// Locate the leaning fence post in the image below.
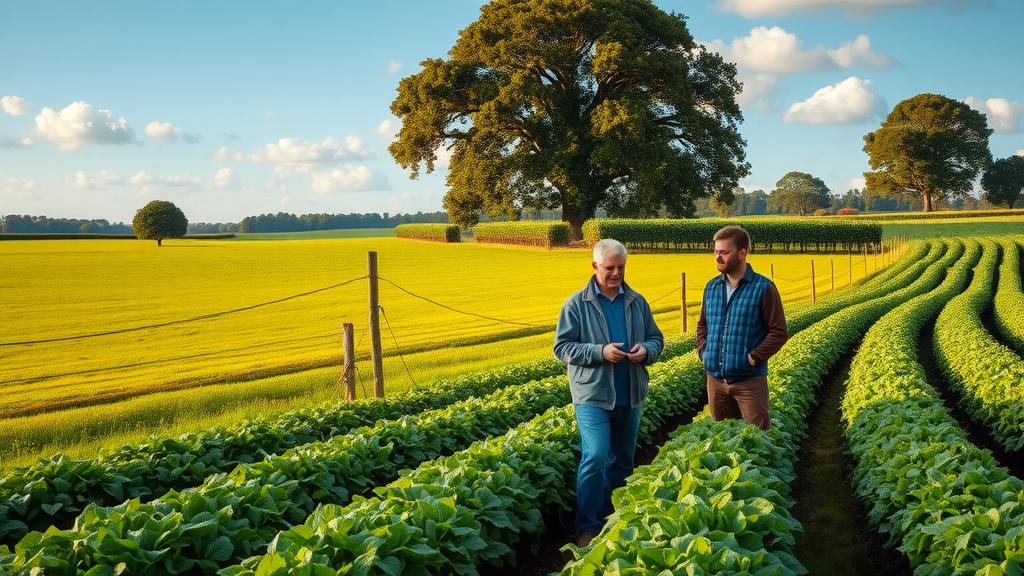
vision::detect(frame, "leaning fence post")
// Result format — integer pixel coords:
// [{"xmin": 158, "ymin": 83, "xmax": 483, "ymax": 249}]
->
[{"xmin": 341, "ymin": 323, "xmax": 356, "ymax": 401}]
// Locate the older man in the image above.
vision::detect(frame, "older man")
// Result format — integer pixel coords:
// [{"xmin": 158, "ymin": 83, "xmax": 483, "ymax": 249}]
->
[
  {"xmin": 697, "ymin": 225, "xmax": 788, "ymax": 431},
  {"xmin": 554, "ymin": 238, "xmax": 664, "ymax": 547}
]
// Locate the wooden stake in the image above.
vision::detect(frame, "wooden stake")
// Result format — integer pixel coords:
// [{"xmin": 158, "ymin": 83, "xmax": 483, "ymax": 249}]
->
[
  {"xmin": 811, "ymin": 259, "xmax": 816, "ymax": 303},
  {"xmin": 368, "ymin": 251, "xmax": 385, "ymax": 398},
  {"xmin": 681, "ymin": 272, "xmax": 687, "ymax": 334},
  {"xmin": 341, "ymin": 322, "xmax": 355, "ymax": 401}
]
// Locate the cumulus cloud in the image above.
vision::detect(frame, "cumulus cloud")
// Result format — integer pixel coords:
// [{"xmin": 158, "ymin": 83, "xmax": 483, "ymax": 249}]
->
[
  {"xmin": 126, "ymin": 170, "xmax": 201, "ymax": 189},
  {"xmin": 34, "ymin": 101, "xmax": 136, "ymax": 150},
  {"xmin": 377, "ymin": 119, "xmax": 398, "ymax": 140},
  {"xmin": 0, "ymin": 133, "xmax": 34, "ymax": 149},
  {"xmin": 218, "ymin": 136, "xmax": 372, "ymax": 173},
  {"xmin": 72, "ymin": 171, "xmax": 125, "ymax": 189},
  {"xmin": 310, "ymin": 166, "xmax": 390, "ymax": 193},
  {"xmin": 433, "ymin": 144, "xmax": 454, "ymax": 169},
  {"xmin": 388, "ymin": 59, "xmax": 402, "ymax": 73},
  {"xmin": 716, "ymin": 0, "xmax": 988, "ymax": 17},
  {"xmin": 214, "ymin": 167, "xmax": 237, "ymax": 189},
  {"xmin": 737, "ymin": 74, "xmax": 783, "ymax": 113},
  {"xmin": 784, "ymin": 77, "xmax": 887, "ymax": 124},
  {"xmin": 1, "ymin": 95, "xmax": 31, "ymax": 116},
  {"xmin": 3, "ymin": 177, "xmax": 38, "ymax": 199},
  {"xmin": 129, "ymin": 171, "xmax": 153, "ymax": 186},
  {"xmin": 144, "ymin": 121, "xmax": 202, "ymax": 143},
  {"xmin": 964, "ymin": 97, "xmax": 1024, "ymax": 134},
  {"xmin": 705, "ymin": 28, "xmax": 894, "ymax": 74}
]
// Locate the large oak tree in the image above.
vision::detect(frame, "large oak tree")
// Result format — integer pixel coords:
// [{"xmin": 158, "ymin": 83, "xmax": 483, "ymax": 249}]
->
[
  {"xmin": 768, "ymin": 171, "xmax": 830, "ymax": 216},
  {"xmin": 863, "ymin": 93, "xmax": 992, "ymax": 213},
  {"xmin": 133, "ymin": 200, "xmax": 187, "ymax": 246},
  {"xmin": 388, "ymin": 0, "xmax": 749, "ymax": 239}
]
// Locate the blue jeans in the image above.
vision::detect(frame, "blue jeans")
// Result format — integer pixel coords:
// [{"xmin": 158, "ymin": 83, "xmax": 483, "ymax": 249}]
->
[{"xmin": 573, "ymin": 403, "xmax": 642, "ymax": 534}]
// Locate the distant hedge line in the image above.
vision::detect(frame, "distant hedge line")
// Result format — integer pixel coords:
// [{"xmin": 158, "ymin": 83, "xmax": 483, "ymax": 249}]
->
[
  {"xmin": 582, "ymin": 218, "xmax": 882, "ymax": 252},
  {"xmin": 394, "ymin": 223, "xmax": 461, "ymax": 243},
  {"xmin": 838, "ymin": 208, "xmax": 1024, "ymax": 221},
  {"xmin": 0, "ymin": 233, "xmax": 236, "ymax": 241},
  {"xmin": 472, "ymin": 221, "xmax": 571, "ymax": 248}
]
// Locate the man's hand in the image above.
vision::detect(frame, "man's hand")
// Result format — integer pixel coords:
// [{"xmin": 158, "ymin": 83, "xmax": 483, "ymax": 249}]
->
[
  {"xmin": 603, "ymin": 343, "xmax": 627, "ymax": 362},
  {"xmin": 748, "ymin": 353, "xmax": 757, "ymax": 366},
  {"xmin": 627, "ymin": 344, "xmax": 647, "ymax": 363}
]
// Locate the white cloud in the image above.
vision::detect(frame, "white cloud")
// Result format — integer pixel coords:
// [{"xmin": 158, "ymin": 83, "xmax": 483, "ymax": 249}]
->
[
  {"xmin": 3, "ymin": 177, "xmax": 38, "ymax": 199},
  {"xmin": 129, "ymin": 171, "xmax": 153, "ymax": 185},
  {"xmin": 220, "ymin": 136, "xmax": 373, "ymax": 173},
  {"xmin": 377, "ymin": 119, "xmax": 398, "ymax": 140},
  {"xmin": 964, "ymin": 97, "xmax": 1024, "ymax": 134},
  {"xmin": 433, "ymin": 144, "xmax": 454, "ymax": 169},
  {"xmin": 145, "ymin": 121, "xmax": 180, "ymax": 141},
  {"xmin": 716, "ymin": 0, "xmax": 988, "ymax": 17},
  {"xmin": 162, "ymin": 175, "xmax": 202, "ymax": 188},
  {"xmin": 737, "ymin": 74, "xmax": 782, "ymax": 113},
  {"xmin": 706, "ymin": 28, "xmax": 894, "ymax": 74},
  {"xmin": 784, "ymin": 77, "xmax": 887, "ymax": 124},
  {"xmin": 72, "ymin": 171, "xmax": 125, "ymax": 189},
  {"xmin": 310, "ymin": 166, "xmax": 390, "ymax": 193},
  {"xmin": 34, "ymin": 101, "xmax": 136, "ymax": 150},
  {"xmin": 388, "ymin": 59, "xmax": 402, "ymax": 73},
  {"xmin": 0, "ymin": 133, "xmax": 33, "ymax": 149},
  {"xmin": 1, "ymin": 95, "xmax": 31, "ymax": 116},
  {"xmin": 214, "ymin": 167, "xmax": 237, "ymax": 189}
]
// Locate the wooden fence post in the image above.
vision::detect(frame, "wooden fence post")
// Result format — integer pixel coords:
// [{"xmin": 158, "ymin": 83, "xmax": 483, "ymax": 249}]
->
[
  {"xmin": 368, "ymin": 251, "xmax": 385, "ymax": 398},
  {"xmin": 681, "ymin": 272, "xmax": 687, "ymax": 333},
  {"xmin": 811, "ymin": 259, "xmax": 816, "ymax": 303},
  {"xmin": 341, "ymin": 322, "xmax": 355, "ymax": 401}
]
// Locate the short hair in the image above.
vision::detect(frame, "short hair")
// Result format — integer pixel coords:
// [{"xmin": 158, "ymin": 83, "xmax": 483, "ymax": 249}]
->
[
  {"xmin": 713, "ymin": 225, "xmax": 750, "ymax": 252},
  {"xmin": 593, "ymin": 238, "xmax": 627, "ymax": 263}
]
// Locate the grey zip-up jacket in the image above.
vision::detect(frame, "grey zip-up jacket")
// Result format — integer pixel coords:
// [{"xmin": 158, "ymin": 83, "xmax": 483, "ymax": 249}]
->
[{"xmin": 553, "ymin": 278, "xmax": 664, "ymax": 409}]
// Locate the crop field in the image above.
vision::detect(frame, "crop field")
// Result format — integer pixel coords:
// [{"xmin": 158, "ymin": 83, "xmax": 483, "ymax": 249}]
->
[
  {"xmin": 1, "ymin": 231, "xmax": 1023, "ymax": 575},
  {"xmin": 0, "ymin": 235, "xmax": 889, "ymax": 468}
]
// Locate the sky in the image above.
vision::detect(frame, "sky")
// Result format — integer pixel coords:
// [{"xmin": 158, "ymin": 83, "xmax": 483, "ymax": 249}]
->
[{"xmin": 1, "ymin": 0, "xmax": 1022, "ymax": 225}]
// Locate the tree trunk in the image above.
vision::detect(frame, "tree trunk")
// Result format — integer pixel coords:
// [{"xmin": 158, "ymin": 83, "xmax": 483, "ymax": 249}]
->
[
  {"xmin": 561, "ymin": 204, "xmax": 587, "ymax": 242},
  {"xmin": 922, "ymin": 192, "xmax": 933, "ymax": 212},
  {"xmin": 157, "ymin": 238, "xmax": 163, "ymax": 246}
]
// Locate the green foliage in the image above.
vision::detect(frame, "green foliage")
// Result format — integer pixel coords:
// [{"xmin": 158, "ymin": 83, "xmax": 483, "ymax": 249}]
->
[
  {"xmin": 131, "ymin": 200, "xmax": 188, "ymax": 246},
  {"xmin": 560, "ymin": 237, "xmax": 959, "ymax": 576},
  {"xmin": 863, "ymin": 93, "xmax": 993, "ymax": 212},
  {"xmin": 471, "ymin": 221, "xmax": 570, "ymax": 248},
  {"xmin": 993, "ymin": 237, "xmax": 1024, "ymax": 355},
  {"xmin": 982, "ymin": 155, "xmax": 1024, "ymax": 209},
  {"xmin": 388, "ymin": 0, "xmax": 749, "ymax": 238},
  {"xmin": 0, "ymin": 357, "xmax": 569, "ymax": 540},
  {"xmin": 933, "ymin": 238, "xmax": 1024, "ymax": 451},
  {"xmin": 842, "ymin": 238, "xmax": 1024, "ymax": 574},
  {"xmin": 769, "ymin": 171, "xmax": 831, "ymax": 216},
  {"xmin": 581, "ymin": 217, "xmax": 882, "ymax": 252},
  {"xmin": 395, "ymin": 223, "xmax": 461, "ymax": 243}
]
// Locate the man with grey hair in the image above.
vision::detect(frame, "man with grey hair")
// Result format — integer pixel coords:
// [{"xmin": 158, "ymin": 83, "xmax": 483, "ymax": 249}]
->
[{"xmin": 554, "ymin": 238, "xmax": 664, "ymax": 547}]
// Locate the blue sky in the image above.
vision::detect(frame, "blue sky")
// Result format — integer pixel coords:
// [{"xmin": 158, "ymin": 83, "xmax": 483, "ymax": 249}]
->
[{"xmin": 1, "ymin": 0, "xmax": 1021, "ymax": 224}]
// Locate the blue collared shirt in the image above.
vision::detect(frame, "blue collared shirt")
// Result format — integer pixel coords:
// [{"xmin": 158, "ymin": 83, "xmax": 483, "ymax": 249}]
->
[{"xmin": 593, "ymin": 278, "xmax": 630, "ymax": 407}]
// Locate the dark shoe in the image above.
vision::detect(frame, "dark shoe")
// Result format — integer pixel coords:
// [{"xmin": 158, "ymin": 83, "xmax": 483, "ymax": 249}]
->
[{"xmin": 575, "ymin": 531, "xmax": 597, "ymax": 547}]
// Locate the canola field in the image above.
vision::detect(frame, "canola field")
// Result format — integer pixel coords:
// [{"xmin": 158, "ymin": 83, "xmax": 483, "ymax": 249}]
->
[{"xmin": 0, "ymin": 234, "xmax": 887, "ymax": 467}]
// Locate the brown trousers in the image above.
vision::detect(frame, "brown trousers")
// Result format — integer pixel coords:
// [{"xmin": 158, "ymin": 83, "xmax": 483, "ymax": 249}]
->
[{"xmin": 706, "ymin": 374, "xmax": 771, "ymax": 431}]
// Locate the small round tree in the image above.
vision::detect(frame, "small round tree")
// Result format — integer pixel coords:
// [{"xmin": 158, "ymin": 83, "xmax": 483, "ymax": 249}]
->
[{"xmin": 133, "ymin": 200, "xmax": 188, "ymax": 246}]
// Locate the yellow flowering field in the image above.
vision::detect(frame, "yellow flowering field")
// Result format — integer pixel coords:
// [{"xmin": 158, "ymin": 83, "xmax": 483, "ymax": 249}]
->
[{"xmin": 0, "ymin": 235, "xmax": 888, "ymax": 466}]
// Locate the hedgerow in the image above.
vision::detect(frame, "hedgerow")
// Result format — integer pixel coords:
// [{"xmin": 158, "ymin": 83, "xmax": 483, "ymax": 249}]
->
[
  {"xmin": 471, "ymin": 221, "xmax": 571, "ymax": 248},
  {"xmin": 395, "ymin": 223, "xmax": 461, "ymax": 242}
]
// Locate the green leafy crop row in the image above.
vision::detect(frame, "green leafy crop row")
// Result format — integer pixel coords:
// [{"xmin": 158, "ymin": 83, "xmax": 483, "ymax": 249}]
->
[
  {"xmin": 993, "ymin": 236, "xmax": 1024, "ymax": 356},
  {"xmin": 933, "ymin": 238, "xmax": 1024, "ymax": 452},
  {"xmin": 842, "ymin": 239, "xmax": 1024, "ymax": 574},
  {"xmin": 0, "ymin": 356, "xmax": 571, "ymax": 542},
  {"xmin": 558, "ymin": 238, "xmax": 960, "ymax": 575},
  {"xmin": 581, "ymin": 218, "xmax": 882, "ymax": 253},
  {"xmin": 471, "ymin": 221, "xmax": 571, "ymax": 248},
  {"xmin": 394, "ymin": 223, "xmax": 461, "ymax": 242}
]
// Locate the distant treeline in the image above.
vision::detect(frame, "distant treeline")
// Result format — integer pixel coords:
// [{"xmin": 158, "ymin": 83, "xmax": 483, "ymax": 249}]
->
[
  {"xmin": 237, "ymin": 211, "xmax": 449, "ymax": 233},
  {"xmin": 0, "ymin": 215, "xmax": 134, "ymax": 234}
]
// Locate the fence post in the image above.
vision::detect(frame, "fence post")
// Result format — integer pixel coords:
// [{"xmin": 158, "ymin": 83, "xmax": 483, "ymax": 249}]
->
[
  {"xmin": 771, "ymin": 263, "xmax": 775, "ymax": 283},
  {"xmin": 368, "ymin": 251, "xmax": 385, "ymax": 398},
  {"xmin": 810, "ymin": 259, "xmax": 816, "ymax": 303},
  {"xmin": 831, "ymin": 258, "xmax": 834, "ymax": 293},
  {"xmin": 849, "ymin": 250, "xmax": 853, "ymax": 286},
  {"xmin": 681, "ymin": 272, "xmax": 687, "ymax": 333},
  {"xmin": 863, "ymin": 245, "xmax": 868, "ymax": 278},
  {"xmin": 341, "ymin": 322, "xmax": 356, "ymax": 401}
]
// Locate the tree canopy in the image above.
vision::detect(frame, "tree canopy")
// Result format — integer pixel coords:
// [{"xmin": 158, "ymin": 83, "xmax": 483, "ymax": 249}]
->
[
  {"xmin": 388, "ymin": 0, "xmax": 749, "ymax": 239},
  {"xmin": 981, "ymin": 155, "xmax": 1024, "ymax": 208},
  {"xmin": 132, "ymin": 200, "xmax": 188, "ymax": 246},
  {"xmin": 768, "ymin": 171, "xmax": 830, "ymax": 216},
  {"xmin": 863, "ymin": 93, "xmax": 992, "ymax": 212}
]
